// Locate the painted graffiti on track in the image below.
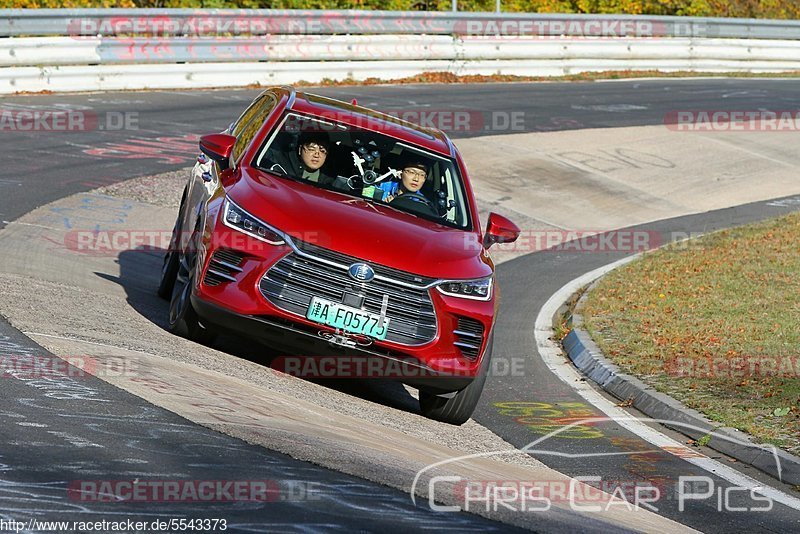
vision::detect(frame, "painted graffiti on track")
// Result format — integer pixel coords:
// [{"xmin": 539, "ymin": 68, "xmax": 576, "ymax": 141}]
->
[
  {"xmin": 494, "ymin": 401, "xmax": 605, "ymax": 439},
  {"xmin": 83, "ymin": 134, "xmax": 200, "ymax": 165}
]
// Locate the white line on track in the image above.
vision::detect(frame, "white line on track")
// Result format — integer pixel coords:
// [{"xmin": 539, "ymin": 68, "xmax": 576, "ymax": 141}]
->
[
  {"xmin": 534, "ymin": 256, "xmax": 800, "ymax": 512},
  {"xmin": 3, "ymin": 221, "xmax": 63, "ymax": 231}
]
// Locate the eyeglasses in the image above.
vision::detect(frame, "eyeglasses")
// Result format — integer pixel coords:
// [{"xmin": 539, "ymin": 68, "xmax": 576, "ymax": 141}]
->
[
  {"xmin": 302, "ymin": 143, "xmax": 328, "ymax": 155},
  {"xmin": 403, "ymin": 168, "xmax": 426, "ymax": 178}
]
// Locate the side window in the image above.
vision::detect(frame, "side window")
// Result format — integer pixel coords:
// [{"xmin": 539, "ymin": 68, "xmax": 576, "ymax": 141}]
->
[
  {"xmin": 443, "ymin": 167, "xmax": 466, "ymax": 226},
  {"xmin": 231, "ymin": 95, "xmax": 277, "ymax": 163},
  {"xmin": 230, "ymin": 96, "xmax": 264, "ymax": 136}
]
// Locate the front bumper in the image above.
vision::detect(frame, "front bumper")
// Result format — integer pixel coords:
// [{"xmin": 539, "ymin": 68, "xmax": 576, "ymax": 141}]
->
[
  {"xmin": 192, "ymin": 295, "xmax": 475, "ymax": 394},
  {"xmin": 193, "ymin": 198, "xmax": 496, "ymax": 389}
]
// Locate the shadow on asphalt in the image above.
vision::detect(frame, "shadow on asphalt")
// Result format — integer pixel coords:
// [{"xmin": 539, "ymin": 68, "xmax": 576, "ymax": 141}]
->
[{"xmin": 102, "ymin": 248, "xmax": 421, "ymax": 416}]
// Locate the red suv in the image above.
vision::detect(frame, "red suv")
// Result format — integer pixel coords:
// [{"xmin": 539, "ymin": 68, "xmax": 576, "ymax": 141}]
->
[{"xmin": 159, "ymin": 87, "xmax": 519, "ymax": 424}]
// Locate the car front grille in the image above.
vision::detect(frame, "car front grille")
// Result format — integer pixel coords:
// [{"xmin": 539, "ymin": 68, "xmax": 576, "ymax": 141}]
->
[
  {"xmin": 204, "ymin": 249, "xmax": 245, "ymax": 287},
  {"xmin": 454, "ymin": 316, "xmax": 484, "ymax": 361},
  {"xmin": 294, "ymin": 239, "xmax": 438, "ymax": 287},
  {"xmin": 259, "ymin": 248, "xmax": 437, "ymax": 346}
]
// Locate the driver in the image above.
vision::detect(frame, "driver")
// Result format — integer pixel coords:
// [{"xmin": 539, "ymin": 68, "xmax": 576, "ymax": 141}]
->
[{"xmin": 379, "ymin": 160, "xmax": 429, "ymax": 204}]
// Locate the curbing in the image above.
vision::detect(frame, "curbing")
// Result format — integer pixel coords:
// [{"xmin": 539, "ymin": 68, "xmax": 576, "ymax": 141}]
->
[{"xmin": 562, "ymin": 280, "xmax": 800, "ymax": 487}]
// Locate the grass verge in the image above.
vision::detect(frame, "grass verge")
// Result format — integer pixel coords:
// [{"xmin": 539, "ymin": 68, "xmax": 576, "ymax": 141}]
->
[{"xmin": 581, "ymin": 212, "xmax": 800, "ymax": 454}]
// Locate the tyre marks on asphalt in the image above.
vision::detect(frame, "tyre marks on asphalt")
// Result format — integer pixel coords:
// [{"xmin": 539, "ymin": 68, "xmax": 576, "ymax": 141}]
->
[
  {"xmin": 0, "ymin": 320, "xmax": 513, "ymax": 532},
  {"xmin": 0, "ymin": 334, "xmax": 110, "ymax": 404},
  {"xmin": 18, "ymin": 331, "xmax": 683, "ymax": 532},
  {"xmin": 2, "ymin": 81, "xmax": 799, "ymax": 531},
  {"xmin": 0, "ymin": 190, "xmax": 694, "ymax": 532}
]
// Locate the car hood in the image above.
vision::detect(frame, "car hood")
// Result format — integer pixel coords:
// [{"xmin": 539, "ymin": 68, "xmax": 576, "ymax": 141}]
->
[{"xmin": 229, "ymin": 170, "xmax": 492, "ymax": 280}]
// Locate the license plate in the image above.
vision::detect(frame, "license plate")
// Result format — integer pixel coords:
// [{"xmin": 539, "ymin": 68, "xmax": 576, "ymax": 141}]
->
[{"xmin": 306, "ymin": 296, "xmax": 389, "ymax": 340}]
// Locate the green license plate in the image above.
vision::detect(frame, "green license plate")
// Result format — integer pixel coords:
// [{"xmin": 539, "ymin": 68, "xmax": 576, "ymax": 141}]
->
[{"xmin": 306, "ymin": 296, "xmax": 389, "ymax": 340}]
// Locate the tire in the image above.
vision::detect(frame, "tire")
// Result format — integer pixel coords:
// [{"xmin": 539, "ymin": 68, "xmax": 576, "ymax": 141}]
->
[
  {"xmin": 157, "ymin": 246, "xmax": 179, "ymax": 300},
  {"xmin": 419, "ymin": 333, "xmax": 493, "ymax": 425},
  {"xmin": 167, "ymin": 247, "xmax": 217, "ymax": 345},
  {"xmin": 158, "ymin": 197, "xmax": 186, "ymax": 300},
  {"xmin": 158, "ymin": 190, "xmax": 188, "ymax": 300}
]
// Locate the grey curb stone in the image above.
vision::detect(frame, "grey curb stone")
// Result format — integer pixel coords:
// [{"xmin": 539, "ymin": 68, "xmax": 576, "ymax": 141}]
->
[{"xmin": 562, "ymin": 285, "xmax": 800, "ymax": 487}]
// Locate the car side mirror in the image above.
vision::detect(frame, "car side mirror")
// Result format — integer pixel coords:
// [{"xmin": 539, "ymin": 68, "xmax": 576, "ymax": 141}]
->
[
  {"xmin": 199, "ymin": 133, "xmax": 237, "ymax": 170},
  {"xmin": 483, "ymin": 212, "xmax": 520, "ymax": 249}
]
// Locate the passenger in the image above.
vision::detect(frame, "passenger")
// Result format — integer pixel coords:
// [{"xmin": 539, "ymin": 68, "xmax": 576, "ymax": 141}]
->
[
  {"xmin": 268, "ymin": 131, "xmax": 334, "ymax": 186},
  {"xmin": 378, "ymin": 160, "xmax": 429, "ymax": 203}
]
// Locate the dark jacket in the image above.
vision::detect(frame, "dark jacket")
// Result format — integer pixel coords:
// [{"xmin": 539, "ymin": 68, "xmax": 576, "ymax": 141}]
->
[{"xmin": 265, "ymin": 149, "xmax": 334, "ymax": 187}]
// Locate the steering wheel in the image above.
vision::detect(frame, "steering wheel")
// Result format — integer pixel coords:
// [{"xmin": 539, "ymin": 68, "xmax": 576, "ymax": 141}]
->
[
  {"xmin": 270, "ymin": 163, "xmax": 288, "ymax": 175},
  {"xmin": 389, "ymin": 192, "xmax": 439, "ymax": 218},
  {"xmin": 346, "ymin": 175, "xmax": 362, "ymax": 190}
]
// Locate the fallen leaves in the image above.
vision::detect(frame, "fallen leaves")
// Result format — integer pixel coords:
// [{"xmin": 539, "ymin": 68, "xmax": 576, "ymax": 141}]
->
[{"xmin": 617, "ymin": 397, "xmax": 635, "ymax": 408}]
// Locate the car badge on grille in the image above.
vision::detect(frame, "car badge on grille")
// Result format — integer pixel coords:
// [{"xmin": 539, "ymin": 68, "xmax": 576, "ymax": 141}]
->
[{"xmin": 348, "ymin": 262, "xmax": 375, "ymax": 282}]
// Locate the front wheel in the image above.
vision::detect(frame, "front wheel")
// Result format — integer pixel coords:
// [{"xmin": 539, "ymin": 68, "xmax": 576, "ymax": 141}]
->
[
  {"xmin": 158, "ymin": 212, "xmax": 183, "ymax": 300},
  {"xmin": 168, "ymin": 249, "xmax": 217, "ymax": 345},
  {"xmin": 157, "ymin": 247, "xmax": 179, "ymax": 300},
  {"xmin": 419, "ymin": 333, "xmax": 493, "ymax": 425}
]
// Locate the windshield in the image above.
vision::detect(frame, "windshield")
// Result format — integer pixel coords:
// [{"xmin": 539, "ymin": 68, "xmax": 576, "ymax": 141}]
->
[{"xmin": 253, "ymin": 112, "xmax": 472, "ymax": 230}]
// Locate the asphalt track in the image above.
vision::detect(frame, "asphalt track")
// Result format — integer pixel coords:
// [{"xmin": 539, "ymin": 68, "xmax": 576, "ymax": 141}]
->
[
  {"xmin": 476, "ymin": 199, "xmax": 800, "ymax": 531},
  {"xmin": 3, "ymin": 78, "xmax": 800, "ymax": 225},
  {"xmin": 0, "ymin": 321, "xmax": 522, "ymax": 533},
  {"xmin": 2, "ymin": 79, "xmax": 800, "ymax": 531}
]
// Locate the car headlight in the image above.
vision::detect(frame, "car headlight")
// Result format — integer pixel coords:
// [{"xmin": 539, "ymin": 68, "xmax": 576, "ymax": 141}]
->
[
  {"xmin": 436, "ymin": 277, "xmax": 493, "ymax": 301},
  {"xmin": 223, "ymin": 197, "xmax": 285, "ymax": 245}
]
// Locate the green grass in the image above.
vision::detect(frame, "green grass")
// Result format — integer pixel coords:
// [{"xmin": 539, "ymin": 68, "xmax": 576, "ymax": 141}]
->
[{"xmin": 581, "ymin": 212, "xmax": 800, "ymax": 454}]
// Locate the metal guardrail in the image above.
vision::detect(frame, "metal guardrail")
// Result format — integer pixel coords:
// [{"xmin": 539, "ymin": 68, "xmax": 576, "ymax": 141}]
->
[
  {"xmin": 2, "ymin": 8, "xmax": 800, "ymax": 40},
  {"xmin": 5, "ymin": 57, "xmax": 799, "ymax": 96},
  {"xmin": 3, "ymin": 35, "xmax": 800, "ymax": 66},
  {"xmin": 1, "ymin": 9, "xmax": 799, "ymax": 94}
]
